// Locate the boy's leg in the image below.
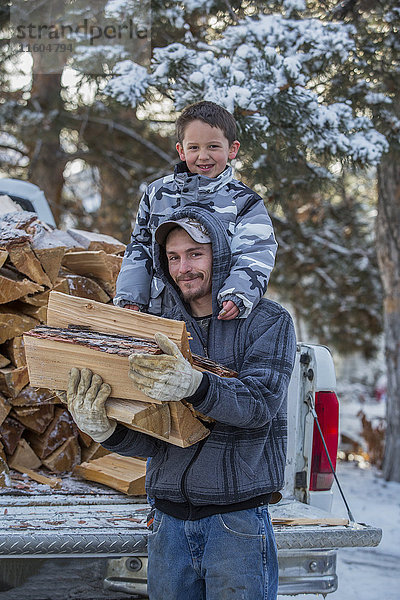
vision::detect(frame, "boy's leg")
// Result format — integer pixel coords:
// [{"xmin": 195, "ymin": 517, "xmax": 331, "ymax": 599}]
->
[
  {"xmin": 202, "ymin": 507, "xmax": 278, "ymax": 600},
  {"xmin": 147, "ymin": 510, "xmax": 205, "ymax": 600}
]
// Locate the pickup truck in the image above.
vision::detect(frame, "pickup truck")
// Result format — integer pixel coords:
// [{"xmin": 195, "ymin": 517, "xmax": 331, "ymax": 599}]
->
[
  {"xmin": 0, "ymin": 343, "xmax": 382, "ymax": 599},
  {"xmin": 0, "ymin": 181, "xmax": 382, "ymax": 598}
]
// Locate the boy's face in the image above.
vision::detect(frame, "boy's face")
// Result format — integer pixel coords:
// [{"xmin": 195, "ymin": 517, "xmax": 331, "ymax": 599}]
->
[{"xmin": 176, "ymin": 120, "xmax": 240, "ymax": 178}]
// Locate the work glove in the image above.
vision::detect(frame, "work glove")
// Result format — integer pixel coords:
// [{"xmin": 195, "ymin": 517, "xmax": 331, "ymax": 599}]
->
[
  {"xmin": 129, "ymin": 332, "xmax": 203, "ymax": 402},
  {"xmin": 67, "ymin": 367, "xmax": 116, "ymax": 442}
]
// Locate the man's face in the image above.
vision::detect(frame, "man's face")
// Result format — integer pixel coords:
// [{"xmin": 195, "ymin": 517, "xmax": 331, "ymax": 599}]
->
[
  {"xmin": 176, "ymin": 119, "xmax": 240, "ymax": 178},
  {"xmin": 165, "ymin": 228, "xmax": 213, "ymax": 305}
]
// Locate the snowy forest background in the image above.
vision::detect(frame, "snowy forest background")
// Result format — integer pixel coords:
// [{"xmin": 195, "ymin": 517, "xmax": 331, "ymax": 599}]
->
[{"xmin": 0, "ymin": 0, "xmax": 399, "ymax": 481}]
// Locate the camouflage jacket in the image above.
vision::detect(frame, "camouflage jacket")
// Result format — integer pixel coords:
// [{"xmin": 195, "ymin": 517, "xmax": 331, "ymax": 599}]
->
[
  {"xmin": 114, "ymin": 162, "xmax": 277, "ymax": 318},
  {"xmin": 103, "ymin": 206, "xmax": 296, "ymax": 505}
]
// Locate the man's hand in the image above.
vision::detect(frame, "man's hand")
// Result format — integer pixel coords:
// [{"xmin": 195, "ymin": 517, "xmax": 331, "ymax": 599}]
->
[
  {"xmin": 129, "ymin": 332, "xmax": 203, "ymax": 402},
  {"xmin": 218, "ymin": 300, "xmax": 239, "ymax": 320},
  {"xmin": 67, "ymin": 367, "xmax": 116, "ymax": 442}
]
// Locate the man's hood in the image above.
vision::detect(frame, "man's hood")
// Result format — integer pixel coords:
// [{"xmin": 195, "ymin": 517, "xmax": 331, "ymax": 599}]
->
[{"xmin": 154, "ymin": 206, "xmax": 232, "ymax": 318}]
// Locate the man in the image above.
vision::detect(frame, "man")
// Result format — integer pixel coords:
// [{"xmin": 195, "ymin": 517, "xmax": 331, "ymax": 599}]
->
[{"xmin": 67, "ymin": 208, "xmax": 297, "ymax": 600}]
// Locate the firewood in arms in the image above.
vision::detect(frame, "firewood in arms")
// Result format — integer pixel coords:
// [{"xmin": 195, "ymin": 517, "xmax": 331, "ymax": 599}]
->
[{"xmin": 26, "ymin": 325, "xmax": 238, "ymax": 378}]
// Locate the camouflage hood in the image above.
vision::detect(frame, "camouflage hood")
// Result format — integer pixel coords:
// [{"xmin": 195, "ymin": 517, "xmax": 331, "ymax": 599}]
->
[{"xmin": 153, "ymin": 206, "xmax": 232, "ymax": 318}]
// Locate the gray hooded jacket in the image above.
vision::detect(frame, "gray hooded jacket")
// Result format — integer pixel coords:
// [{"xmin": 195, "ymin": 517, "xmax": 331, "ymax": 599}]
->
[
  {"xmin": 103, "ymin": 206, "xmax": 296, "ymax": 505},
  {"xmin": 114, "ymin": 162, "xmax": 277, "ymax": 317}
]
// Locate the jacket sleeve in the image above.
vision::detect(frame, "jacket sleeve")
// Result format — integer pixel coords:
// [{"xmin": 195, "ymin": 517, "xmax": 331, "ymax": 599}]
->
[
  {"xmin": 101, "ymin": 423, "xmax": 163, "ymax": 457},
  {"xmin": 217, "ymin": 193, "xmax": 277, "ymax": 317},
  {"xmin": 113, "ymin": 188, "xmax": 153, "ymax": 308},
  {"xmin": 190, "ymin": 310, "xmax": 296, "ymax": 428}
]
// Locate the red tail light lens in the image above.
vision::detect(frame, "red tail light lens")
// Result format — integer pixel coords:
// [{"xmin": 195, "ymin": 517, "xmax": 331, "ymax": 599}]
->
[{"xmin": 309, "ymin": 391, "xmax": 339, "ymax": 491}]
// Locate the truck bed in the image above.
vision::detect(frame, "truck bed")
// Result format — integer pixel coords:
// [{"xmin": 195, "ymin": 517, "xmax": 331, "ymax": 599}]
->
[{"xmin": 0, "ymin": 472, "xmax": 382, "ymax": 558}]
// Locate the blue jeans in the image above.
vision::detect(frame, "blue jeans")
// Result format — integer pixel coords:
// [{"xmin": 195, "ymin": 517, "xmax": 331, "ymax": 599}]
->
[{"xmin": 147, "ymin": 506, "xmax": 278, "ymax": 600}]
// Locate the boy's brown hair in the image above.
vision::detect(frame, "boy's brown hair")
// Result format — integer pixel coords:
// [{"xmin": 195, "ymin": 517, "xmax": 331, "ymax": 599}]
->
[{"xmin": 176, "ymin": 101, "xmax": 237, "ymax": 145}]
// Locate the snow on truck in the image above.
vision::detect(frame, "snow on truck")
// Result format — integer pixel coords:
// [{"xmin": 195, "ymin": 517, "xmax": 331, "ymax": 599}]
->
[{"xmin": 0, "ymin": 181, "xmax": 382, "ymax": 598}]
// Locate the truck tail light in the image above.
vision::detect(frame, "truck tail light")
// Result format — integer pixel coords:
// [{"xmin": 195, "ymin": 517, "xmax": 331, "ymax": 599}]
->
[{"xmin": 309, "ymin": 391, "xmax": 339, "ymax": 491}]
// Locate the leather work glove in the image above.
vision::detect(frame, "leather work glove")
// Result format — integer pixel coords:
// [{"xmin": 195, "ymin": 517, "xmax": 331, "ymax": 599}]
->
[
  {"xmin": 67, "ymin": 367, "xmax": 116, "ymax": 442},
  {"xmin": 129, "ymin": 332, "xmax": 203, "ymax": 402}
]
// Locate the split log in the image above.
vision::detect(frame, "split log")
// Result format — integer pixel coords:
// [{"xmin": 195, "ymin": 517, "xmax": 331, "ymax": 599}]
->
[
  {"xmin": 24, "ymin": 328, "xmax": 164, "ymax": 404},
  {"xmin": 67, "ymin": 229, "xmax": 126, "ymax": 255},
  {"xmin": 0, "ymin": 267, "xmax": 43, "ymax": 304},
  {"xmin": 33, "ymin": 247, "xmax": 65, "ymax": 285},
  {"xmin": 0, "ymin": 249, "xmax": 8, "ymax": 268},
  {"xmin": 0, "ymin": 393, "xmax": 10, "ymax": 426},
  {"xmin": 0, "ymin": 353, "xmax": 10, "ymax": 368},
  {"xmin": 11, "ymin": 464, "xmax": 61, "ymax": 489},
  {"xmin": 21, "ymin": 276, "xmax": 69, "ymax": 306},
  {"xmin": 26, "ymin": 407, "xmax": 76, "ymax": 459},
  {"xmin": 46, "ymin": 291, "xmax": 192, "ymax": 361},
  {"xmin": 8, "ymin": 438, "xmax": 41, "ymax": 470},
  {"xmin": 31, "ymin": 228, "xmax": 83, "ymax": 251},
  {"xmin": 42, "ymin": 436, "xmax": 81, "ymax": 473},
  {"xmin": 0, "ymin": 307, "xmax": 38, "ymax": 345},
  {"xmin": 74, "ymin": 454, "xmax": 146, "ymax": 495},
  {"xmin": 11, "ymin": 404, "xmax": 55, "ymax": 433},
  {"xmin": 78, "ymin": 430, "xmax": 93, "ymax": 448},
  {"xmin": 0, "ymin": 440, "xmax": 6, "ymax": 462},
  {"xmin": 62, "ymin": 250, "xmax": 122, "ymax": 287},
  {"xmin": 62, "ymin": 273, "xmax": 110, "ymax": 303},
  {"xmin": 81, "ymin": 442, "xmax": 110, "ymax": 463},
  {"xmin": 6, "ymin": 336, "xmax": 26, "ymax": 367},
  {"xmin": 0, "ymin": 365, "xmax": 29, "ymax": 397},
  {"xmin": 107, "ymin": 399, "xmax": 171, "ymax": 438},
  {"xmin": 11, "ymin": 301, "xmax": 47, "ymax": 323},
  {"xmin": 10, "ymin": 386, "xmax": 58, "ymax": 407},
  {"xmin": 7, "ymin": 242, "xmax": 52, "ymax": 287},
  {"xmin": 0, "ymin": 416, "xmax": 25, "ymax": 454}
]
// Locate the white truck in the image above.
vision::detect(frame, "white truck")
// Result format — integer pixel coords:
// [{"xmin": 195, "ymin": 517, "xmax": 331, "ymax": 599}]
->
[{"xmin": 0, "ymin": 180, "xmax": 382, "ymax": 598}]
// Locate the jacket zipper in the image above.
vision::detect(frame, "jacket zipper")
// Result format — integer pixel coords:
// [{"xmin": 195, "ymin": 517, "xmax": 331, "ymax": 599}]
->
[
  {"xmin": 180, "ymin": 319, "xmax": 210, "ymax": 517},
  {"xmin": 180, "ymin": 437, "xmax": 208, "ymax": 518}
]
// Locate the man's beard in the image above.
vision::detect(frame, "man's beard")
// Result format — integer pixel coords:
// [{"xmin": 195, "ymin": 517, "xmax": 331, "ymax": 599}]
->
[{"xmin": 176, "ymin": 273, "xmax": 209, "ymax": 302}]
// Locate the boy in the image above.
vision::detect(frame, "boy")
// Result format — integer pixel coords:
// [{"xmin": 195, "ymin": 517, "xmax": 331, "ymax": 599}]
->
[{"xmin": 114, "ymin": 100, "xmax": 277, "ymax": 319}]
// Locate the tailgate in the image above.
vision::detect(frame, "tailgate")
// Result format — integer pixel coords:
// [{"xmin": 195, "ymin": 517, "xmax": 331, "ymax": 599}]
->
[
  {"xmin": 1, "ymin": 496, "xmax": 381, "ymax": 558},
  {"xmin": 270, "ymin": 499, "xmax": 382, "ymax": 550}
]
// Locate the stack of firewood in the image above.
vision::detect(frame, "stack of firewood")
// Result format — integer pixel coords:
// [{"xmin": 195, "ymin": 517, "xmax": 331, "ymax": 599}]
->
[{"xmin": 0, "ymin": 210, "xmax": 126, "ymax": 486}]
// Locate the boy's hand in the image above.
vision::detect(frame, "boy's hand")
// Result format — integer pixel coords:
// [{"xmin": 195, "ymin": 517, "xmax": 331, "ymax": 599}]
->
[
  {"xmin": 218, "ymin": 300, "xmax": 239, "ymax": 320},
  {"xmin": 124, "ymin": 304, "xmax": 140, "ymax": 311}
]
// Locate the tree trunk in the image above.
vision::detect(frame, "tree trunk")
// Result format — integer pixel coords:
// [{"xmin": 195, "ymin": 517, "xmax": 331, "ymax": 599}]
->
[
  {"xmin": 376, "ymin": 150, "xmax": 400, "ymax": 482},
  {"xmin": 27, "ymin": 52, "xmax": 67, "ymax": 226}
]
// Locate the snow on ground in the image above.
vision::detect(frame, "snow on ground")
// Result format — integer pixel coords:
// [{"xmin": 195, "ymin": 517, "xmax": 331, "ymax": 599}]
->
[{"xmin": 279, "ymin": 387, "xmax": 400, "ymax": 600}]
